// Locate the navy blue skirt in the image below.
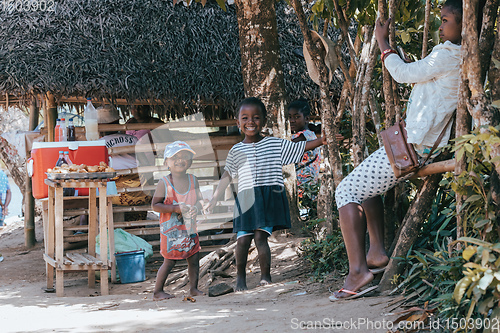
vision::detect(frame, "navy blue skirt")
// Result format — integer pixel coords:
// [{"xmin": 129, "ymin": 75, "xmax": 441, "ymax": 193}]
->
[{"xmin": 233, "ymin": 185, "xmax": 291, "ymax": 233}]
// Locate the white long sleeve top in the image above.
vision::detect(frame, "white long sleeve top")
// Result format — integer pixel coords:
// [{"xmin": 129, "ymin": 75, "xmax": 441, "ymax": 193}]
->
[{"xmin": 384, "ymin": 41, "xmax": 461, "ymax": 152}]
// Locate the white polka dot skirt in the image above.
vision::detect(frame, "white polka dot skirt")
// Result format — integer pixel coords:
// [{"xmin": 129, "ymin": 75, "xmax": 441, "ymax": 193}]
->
[{"xmin": 335, "ymin": 147, "xmax": 405, "ymax": 208}]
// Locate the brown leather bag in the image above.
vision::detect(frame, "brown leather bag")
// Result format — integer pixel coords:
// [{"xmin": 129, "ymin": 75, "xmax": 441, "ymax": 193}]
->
[
  {"xmin": 381, "ymin": 115, "xmax": 455, "ymax": 178},
  {"xmin": 381, "ymin": 120, "xmax": 419, "ymax": 178}
]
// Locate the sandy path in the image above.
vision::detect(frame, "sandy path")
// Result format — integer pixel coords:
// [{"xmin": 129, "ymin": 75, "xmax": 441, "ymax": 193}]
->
[{"xmin": 0, "ymin": 221, "xmax": 401, "ymax": 333}]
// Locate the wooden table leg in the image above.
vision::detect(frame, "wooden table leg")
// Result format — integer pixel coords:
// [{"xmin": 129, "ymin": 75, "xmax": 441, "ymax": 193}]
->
[
  {"xmin": 46, "ymin": 187, "xmax": 55, "ymax": 290},
  {"xmin": 88, "ymin": 188, "xmax": 97, "ymax": 288},
  {"xmin": 54, "ymin": 187, "xmax": 64, "ymax": 296},
  {"xmin": 108, "ymin": 197, "xmax": 116, "ymax": 283},
  {"xmin": 99, "ymin": 185, "xmax": 109, "ymax": 295},
  {"xmin": 56, "ymin": 270, "xmax": 64, "ymax": 297}
]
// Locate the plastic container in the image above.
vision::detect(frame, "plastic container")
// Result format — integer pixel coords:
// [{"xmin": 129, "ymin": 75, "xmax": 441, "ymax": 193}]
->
[
  {"xmin": 115, "ymin": 250, "xmax": 146, "ymax": 284},
  {"xmin": 63, "ymin": 152, "xmax": 75, "ymax": 196},
  {"xmin": 67, "ymin": 119, "xmax": 76, "ymax": 141},
  {"xmin": 84, "ymin": 98, "xmax": 99, "ymax": 141},
  {"xmin": 28, "ymin": 140, "xmax": 108, "ymax": 199},
  {"xmin": 54, "ymin": 119, "xmax": 61, "ymax": 142},
  {"xmin": 59, "ymin": 118, "xmax": 67, "ymax": 142}
]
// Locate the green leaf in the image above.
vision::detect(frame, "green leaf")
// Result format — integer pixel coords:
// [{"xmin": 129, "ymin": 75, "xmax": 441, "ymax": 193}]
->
[
  {"xmin": 464, "ymin": 194, "xmax": 483, "ymax": 203},
  {"xmin": 454, "ymin": 276, "xmax": 472, "ymax": 303},
  {"xmin": 456, "ymin": 147, "xmax": 465, "ymax": 161},
  {"xmin": 401, "ymin": 31, "xmax": 411, "ymax": 44},
  {"xmin": 215, "ymin": 0, "xmax": 226, "ymax": 11},
  {"xmin": 463, "ymin": 246, "xmax": 477, "ymax": 261},
  {"xmin": 478, "ymin": 270, "xmax": 494, "ymax": 291},
  {"xmin": 474, "ymin": 219, "xmax": 490, "ymax": 229},
  {"xmin": 458, "ymin": 237, "xmax": 494, "ymax": 248}
]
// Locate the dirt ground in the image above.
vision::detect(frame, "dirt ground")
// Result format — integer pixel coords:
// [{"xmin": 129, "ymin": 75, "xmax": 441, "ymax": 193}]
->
[{"xmin": 0, "ymin": 218, "xmax": 403, "ymax": 333}]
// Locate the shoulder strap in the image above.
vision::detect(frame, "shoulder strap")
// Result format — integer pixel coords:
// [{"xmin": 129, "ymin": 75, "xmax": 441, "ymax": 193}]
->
[{"xmin": 162, "ymin": 176, "xmax": 176, "ymax": 203}]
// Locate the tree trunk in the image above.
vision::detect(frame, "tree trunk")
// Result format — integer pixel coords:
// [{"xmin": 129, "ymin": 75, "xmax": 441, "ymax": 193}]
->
[
  {"xmin": 0, "ymin": 136, "xmax": 26, "ymax": 193},
  {"xmin": 291, "ymin": 0, "xmax": 344, "ymax": 237},
  {"xmin": 25, "ymin": 96, "xmax": 39, "ymax": 247},
  {"xmin": 486, "ymin": 8, "xmax": 500, "ymax": 176},
  {"xmin": 379, "ymin": 173, "xmax": 443, "ymax": 293},
  {"xmin": 234, "ymin": 0, "xmax": 303, "ymax": 234}
]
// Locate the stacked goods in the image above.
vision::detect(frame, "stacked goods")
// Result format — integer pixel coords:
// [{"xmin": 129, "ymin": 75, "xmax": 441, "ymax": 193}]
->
[{"xmin": 47, "ymin": 162, "xmax": 115, "ymax": 174}]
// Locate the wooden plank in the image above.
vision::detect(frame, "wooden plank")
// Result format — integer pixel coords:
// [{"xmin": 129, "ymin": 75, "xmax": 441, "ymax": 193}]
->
[
  {"xmin": 56, "ymin": 270, "xmax": 64, "ymax": 297},
  {"xmin": 45, "ymin": 180, "xmax": 107, "ymax": 188},
  {"xmin": 98, "ymin": 185, "xmax": 108, "ymax": 265},
  {"xmin": 54, "ymin": 188, "xmax": 64, "ymax": 265},
  {"xmin": 81, "ymin": 253, "xmax": 103, "ymax": 266},
  {"xmin": 108, "ymin": 136, "xmax": 240, "ymax": 155},
  {"xmin": 114, "ymin": 180, "xmax": 235, "ymax": 193},
  {"xmin": 46, "ymin": 186, "xmax": 55, "ymax": 290},
  {"xmin": 200, "ymin": 245, "xmax": 231, "ymax": 253},
  {"xmin": 99, "ymin": 119, "xmax": 237, "ymax": 132},
  {"xmin": 66, "ymin": 253, "xmax": 86, "ymax": 265},
  {"xmin": 87, "ymin": 188, "xmax": 97, "ymax": 289},
  {"xmin": 43, "ymin": 253, "xmax": 57, "ymax": 268},
  {"xmin": 65, "ymin": 219, "xmax": 159, "ymax": 231},
  {"xmin": 107, "ymin": 197, "xmax": 117, "ymax": 283},
  {"xmin": 198, "ymin": 233, "xmax": 235, "ymax": 242},
  {"xmin": 198, "ymin": 221, "xmax": 233, "ymax": 232},
  {"xmin": 115, "ymin": 161, "xmax": 225, "ymax": 176}
]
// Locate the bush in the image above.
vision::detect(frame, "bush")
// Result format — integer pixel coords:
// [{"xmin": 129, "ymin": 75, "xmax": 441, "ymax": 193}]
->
[{"xmin": 298, "ymin": 219, "xmax": 348, "ymax": 282}]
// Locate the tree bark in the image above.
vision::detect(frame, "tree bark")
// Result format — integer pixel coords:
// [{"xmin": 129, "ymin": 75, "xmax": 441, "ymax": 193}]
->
[
  {"xmin": 379, "ymin": 173, "xmax": 443, "ymax": 293},
  {"xmin": 234, "ymin": 0, "xmax": 303, "ymax": 234},
  {"xmin": 421, "ymin": 0, "xmax": 431, "ymax": 58},
  {"xmin": 0, "ymin": 137, "xmax": 26, "ymax": 194},
  {"xmin": 25, "ymin": 96, "xmax": 39, "ymax": 248},
  {"xmin": 455, "ymin": 77, "xmax": 472, "ymax": 241},
  {"xmin": 291, "ymin": 0, "xmax": 344, "ymax": 236}
]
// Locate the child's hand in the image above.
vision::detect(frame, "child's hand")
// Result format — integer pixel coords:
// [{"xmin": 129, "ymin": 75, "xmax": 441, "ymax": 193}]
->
[
  {"xmin": 203, "ymin": 198, "xmax": 217, "ymax": 214},
  {"xmin": 375, "ymin": 17, "xmax": 391, "ymax": 46},
  {"xmin": 335, "ymin": 134, "xmax": 345, "ymax": 142},
  {"xmin": 179, "ymin": 203, "xmax": 197, "ymax": 219}
]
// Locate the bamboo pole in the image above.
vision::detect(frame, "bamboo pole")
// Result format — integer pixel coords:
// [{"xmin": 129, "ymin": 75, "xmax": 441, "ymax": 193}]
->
[{"xmin": 25, "ymin": 96, "xmax": 39, "ymax": 248}]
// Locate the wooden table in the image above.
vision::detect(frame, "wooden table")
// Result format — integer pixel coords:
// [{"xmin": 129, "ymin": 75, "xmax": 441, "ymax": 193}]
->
[{"xmin": 43, "ymin": 178, "xmax": 115, "ymax": 297}]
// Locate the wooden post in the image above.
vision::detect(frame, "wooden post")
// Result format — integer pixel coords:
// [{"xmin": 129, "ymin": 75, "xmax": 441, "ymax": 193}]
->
[
  {"xmin": 25, "ymin": 96, "xmax": 39, "ymax": 248},
  {"xmin": 46, "ymin": 92, "xmax": 57, "ymax": 142}
]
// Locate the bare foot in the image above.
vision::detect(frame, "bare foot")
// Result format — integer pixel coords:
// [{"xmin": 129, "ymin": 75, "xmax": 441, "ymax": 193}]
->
[
  {"xmin": 153, "ymin": 291, "xmax": 175, "ymax": 301},
  {"xmin": 259, "ymin": 276, "xmax": 272, "ymax": 286},
  {"xmin": 333, "ymin": 270, "xmax": 374, "ymax": 299},
  {"xmin": 189, "ymin": 288, "xmax": 205, "ymax": 296},
  {"xmin": 366, "ymin": 252, "xmax": 389, "ymax": 269},
  {"xmin": 235, "ymin": 276, "xmax": 248, "ymax": 291}
]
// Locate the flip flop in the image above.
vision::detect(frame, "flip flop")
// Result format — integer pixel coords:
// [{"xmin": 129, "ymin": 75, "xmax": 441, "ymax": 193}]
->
[
  {"xmin": 328, "ymin": 285, "xmax": 378, "ymax": 302},
  {"xmin": 369, "ymin": 266, "xmax": 387, "ymax": 274},
  {"xmin": 183, "ymin": 296, "xmax": 196, "ymax": 303}
]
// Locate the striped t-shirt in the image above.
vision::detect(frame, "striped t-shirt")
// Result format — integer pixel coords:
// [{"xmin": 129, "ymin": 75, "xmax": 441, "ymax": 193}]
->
[{"xmin": 224, "ymin": 137, "xmax": 307, "ymax": 193}]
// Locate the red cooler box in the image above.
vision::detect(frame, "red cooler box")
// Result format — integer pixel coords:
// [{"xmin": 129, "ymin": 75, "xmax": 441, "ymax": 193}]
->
[{"xmin": 28, "ymin": 140, "xmax": 109, "ymax": 199}]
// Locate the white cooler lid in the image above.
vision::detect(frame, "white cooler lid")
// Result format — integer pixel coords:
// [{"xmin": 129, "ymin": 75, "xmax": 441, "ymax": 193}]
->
[{"xmin": 32, "ymin": 140, "xmax": 106, "ymax": 150}]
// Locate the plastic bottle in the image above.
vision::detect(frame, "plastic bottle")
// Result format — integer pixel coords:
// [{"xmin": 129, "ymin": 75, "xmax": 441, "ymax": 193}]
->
[
  {"xmin": 67, "ymin": 119, "xmax": 76, "ymax": 141},
  {"xmin": 54, "ymin": 119, "xmax": 61, "ymax": 142},
  {"xmin": 59, "ymin": 118, "xmax": 67, "ymax": 142},
  {"xmin": 63, "ymin": 152, "xmax": 75, "ymax": 196},
  {"xmin": 55, "ymin": 151, "xmax": 66, "ymax": 167},
  {"xmin": 84, "ymin": 98, "xmax": 99, "ymax": 141}
]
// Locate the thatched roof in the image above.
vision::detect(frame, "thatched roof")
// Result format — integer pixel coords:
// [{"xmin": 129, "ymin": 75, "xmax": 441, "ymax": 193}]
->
[{"xmin": 0, "ymin": 0, "xmax": 344, "ymax": 117}]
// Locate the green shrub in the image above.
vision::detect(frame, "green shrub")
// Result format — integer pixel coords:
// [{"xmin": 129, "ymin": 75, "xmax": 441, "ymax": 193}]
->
[{"xmin": 298, "ymin": 219, "xmax": 348, "ymax": 282}]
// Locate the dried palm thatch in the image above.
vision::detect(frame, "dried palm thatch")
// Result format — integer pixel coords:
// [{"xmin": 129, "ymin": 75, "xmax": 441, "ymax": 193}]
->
[{"xmin": 0, "ymin": 0, "xmax": 343, "ymax": 118}]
